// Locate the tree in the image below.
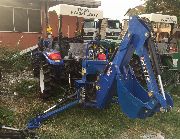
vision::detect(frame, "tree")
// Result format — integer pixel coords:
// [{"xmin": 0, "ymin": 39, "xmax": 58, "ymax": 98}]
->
[
  {"xmin": 127, "ymin": 5, "xmax": 146, "ymax": 16},
  {"xmin": 145, "ymin": 0, "xmax": 180, "ymax": 23}
]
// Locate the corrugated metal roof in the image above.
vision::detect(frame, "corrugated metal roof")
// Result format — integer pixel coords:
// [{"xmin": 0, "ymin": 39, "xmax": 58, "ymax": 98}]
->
[{"xmin": 47, "ymin": 0, "xmax": 101, "ymax": 8}]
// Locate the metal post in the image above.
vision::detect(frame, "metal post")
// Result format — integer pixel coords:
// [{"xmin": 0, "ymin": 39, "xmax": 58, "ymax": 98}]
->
[
  {"xmin": 58, "ymin": 15, "xmax": 62, "ymax": 44},
  {"xmin": 0, "ymin": 66, "xmax": 2, "ymax": 82},
  {"xmin": 158, "ymin": 75, "xmax": 166, "ymax": 100}
]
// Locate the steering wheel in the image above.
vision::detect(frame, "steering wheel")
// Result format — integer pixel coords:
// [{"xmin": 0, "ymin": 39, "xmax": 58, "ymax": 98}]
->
[{"xmin": 87, "ymin": 41, "xmax": 106, "ymax": 60}]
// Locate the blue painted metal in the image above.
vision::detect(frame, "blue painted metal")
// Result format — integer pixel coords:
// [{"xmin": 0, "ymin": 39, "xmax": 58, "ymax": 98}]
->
[
  {"xmin": 96, "ymin": 33, "xmax": 133, "ymax": 109},
  {"xmin": 81, "ymin": 60, "xmax": 108, "ymax": 82},
  {"xmin": 95, "ymin": 16, "xmax": 173, "ymax": 117},
  {"xmin": 117, "ymin": 68, "xmax": 157, "ymax": 118},
  {"xmin": 27, "ymin": 16, "xmax": 174, "ymax": 129},
  {"xmin": 37, "ymin": 37, "xmax": 64, "ymax": 66},
  {"xmin": 27, "ymin": 99, "xmax": 79, "ymax": 129}
]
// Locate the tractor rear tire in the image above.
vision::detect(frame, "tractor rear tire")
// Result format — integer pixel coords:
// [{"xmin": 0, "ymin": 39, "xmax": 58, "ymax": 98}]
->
[
  {"xmin": 31, "ymin": 50, "xmax": 41, "ymax": 78},
  {"xmin": 32, "ymin": 57, "xmax": 40, "ymax": 78},
  {"xmin": 38, "ymin": 58, "xmax": 64, "ymax": 99}
]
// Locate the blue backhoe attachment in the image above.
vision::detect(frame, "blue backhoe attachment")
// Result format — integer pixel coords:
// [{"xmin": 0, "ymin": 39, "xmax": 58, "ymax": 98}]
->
[
  {"xmin": 27, "ymin": 16, "xmax": 173, "ymax": 129},
  {"xmin": 95, "ymin": 16, "xmax": 173, "ymax": 118},
  {"xmin": 117, "ymin": 69, "xmax": 173, "ymax": 119}
]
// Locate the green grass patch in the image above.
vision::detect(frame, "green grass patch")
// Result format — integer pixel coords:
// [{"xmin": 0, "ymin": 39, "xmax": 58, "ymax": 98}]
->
[
  {"xmin": 36, "ymin": 87, "xmax": 180, "ymax": 139},
  {"xmin": 0, "ymin": 48, "xmax": 179, "ymax": 138},
  {"xmin": 13, "ymin": 79, "xmax": 38, "ymax": 96},
  {"xmin": 0, "ymin": 47, "xmax": 32, "ymax": 72},
  {"xmin": 0, "ymin": 106, "xmax": 15, "ymax": 126},
  {"xmin": 1, "ymin": 84, "xmax": 178, "ymax": 138}
]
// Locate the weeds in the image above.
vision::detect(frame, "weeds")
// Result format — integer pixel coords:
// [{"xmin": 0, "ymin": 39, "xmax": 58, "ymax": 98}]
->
[
  {"xmin": 0, "ymin": 48, "xmax": 180, "ymax": 138},
  {"xmin": 13, "ymin": 79, "xmax": 38, "ymax": 97},
  {"xmin": 0, "ymin": 47, "xmax": 31, "ymax": 72},
  {"xmin": 0, "ymin": 106, "xmax": 15, "ymax": 125}
]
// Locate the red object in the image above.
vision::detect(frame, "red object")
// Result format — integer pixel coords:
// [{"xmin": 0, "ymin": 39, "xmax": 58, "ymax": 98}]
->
[
  {"xmin": 97, "ymin": 53, "xmax": 106, "ymax": 60},
  {"xmin": 169, "ymin": 46, "xmax": 178, "ymax": 53},
  {"xmin": 48, "ymin": 52, "xmax": 62, "ymax": 60}
]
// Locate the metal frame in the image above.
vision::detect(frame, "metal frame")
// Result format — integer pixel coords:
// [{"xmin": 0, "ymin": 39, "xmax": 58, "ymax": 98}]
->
[
  {"xmin": 0, "ymin": 5, "xmax": 41, "ymax": 33},
  {"xmin": 27, "ymin": 16, "xmax": 173, "ymax": 129}
]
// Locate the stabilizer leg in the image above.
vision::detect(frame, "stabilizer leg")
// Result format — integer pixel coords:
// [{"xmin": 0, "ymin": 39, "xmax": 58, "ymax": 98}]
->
[{"xmin": 27, "ymin": 91, "xmax": 80, "ymax": 129}]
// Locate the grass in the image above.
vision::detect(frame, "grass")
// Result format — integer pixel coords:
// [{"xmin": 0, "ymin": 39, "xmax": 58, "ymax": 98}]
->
[
  {"xmin": 0, "ymin": 106, "xmax": 15, "ymax": 126},
  {"xmin": 0, "ymin": 48, "xmax": 180, "ymax": 138},
  {"xmin": 1, "ymin": 89, "xmax": 180, "ymax": 139},
  {"xmin": 0, "ymin": 47, "xmax": 32, "ymax": 72},
  {"xmin": 7, "ymin": 84, "xmax": 176, "ymax": 139},
  {"xmin": 1, "ymin": 92, "xmax": 180, "ymax": 138},
  {"xmin": 13, "ymin": 79, "xmax": 38, "ymax": 97},
  {"xmin": 35, "ymin": 87, "xmax": 180, "ymax": 139}
]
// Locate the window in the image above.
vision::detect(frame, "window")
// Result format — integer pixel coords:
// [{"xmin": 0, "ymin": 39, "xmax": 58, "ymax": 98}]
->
[
  {"xmin": 84, "ymin": 21, "xmax": 95, "ymax": 28},
  {"xmin": 0, "ymin": 5, "xmax": 41, "ymax": 32},
  {"xmin": 0, "ymin": 6, "xmax": 13, "ymax": 31},
  {"xmin": 28, "ymin": 9, "xmax": 41, "ymax": 32},
  {"xmin": 115, "ymin": 22, "xmax": 120, "ymax": 29},
  {"xmin": 14, "ymin": 8, "xmax": 28, "ymax": 32},
  {"xmin": 108, "ymin": 20, "xmax": 120, "ymax": 29}
]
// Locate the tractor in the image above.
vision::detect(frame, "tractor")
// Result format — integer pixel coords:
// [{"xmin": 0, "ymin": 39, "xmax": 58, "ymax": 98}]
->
[
  {"xmin": 31, "ymin": 4, "xmax": 104, "ymax": 99},
  {"xmin": 0, "ymin": 16, "xmax": 174, "ymax": 138},
  {"xmin": 27, "ymin": 16, "xmax": 173, "ymax": 129}
]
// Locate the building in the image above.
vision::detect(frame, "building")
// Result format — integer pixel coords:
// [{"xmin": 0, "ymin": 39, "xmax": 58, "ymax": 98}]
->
[{"xmin": 0, "ymin": 0, "xmax": 101, "ymax": 50}]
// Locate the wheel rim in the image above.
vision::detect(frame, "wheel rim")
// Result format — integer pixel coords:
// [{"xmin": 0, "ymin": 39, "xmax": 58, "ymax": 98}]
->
[{"xmin": 40, "ymin": 68, "xmax": 45, "ymax": 93}]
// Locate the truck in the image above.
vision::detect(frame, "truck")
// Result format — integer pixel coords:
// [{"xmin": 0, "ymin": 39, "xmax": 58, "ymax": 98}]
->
[
  {"xmin": 83, "ymin": 18, "xmax": 122, "ymax": 43},
  {"xmin": 48, "ymin": 4, "xmax": 121, "ymax": 43}
]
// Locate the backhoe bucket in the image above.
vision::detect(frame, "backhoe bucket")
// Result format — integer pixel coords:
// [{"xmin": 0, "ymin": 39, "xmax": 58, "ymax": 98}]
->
[{"xmin": 116, "ymin": 73, "xmax": 173, "ymax": 119}]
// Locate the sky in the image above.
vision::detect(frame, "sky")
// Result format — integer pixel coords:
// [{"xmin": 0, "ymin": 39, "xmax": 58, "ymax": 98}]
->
[{"xmin": 98, "ymin": 0, "xmax": 145, "ymax": 20}]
